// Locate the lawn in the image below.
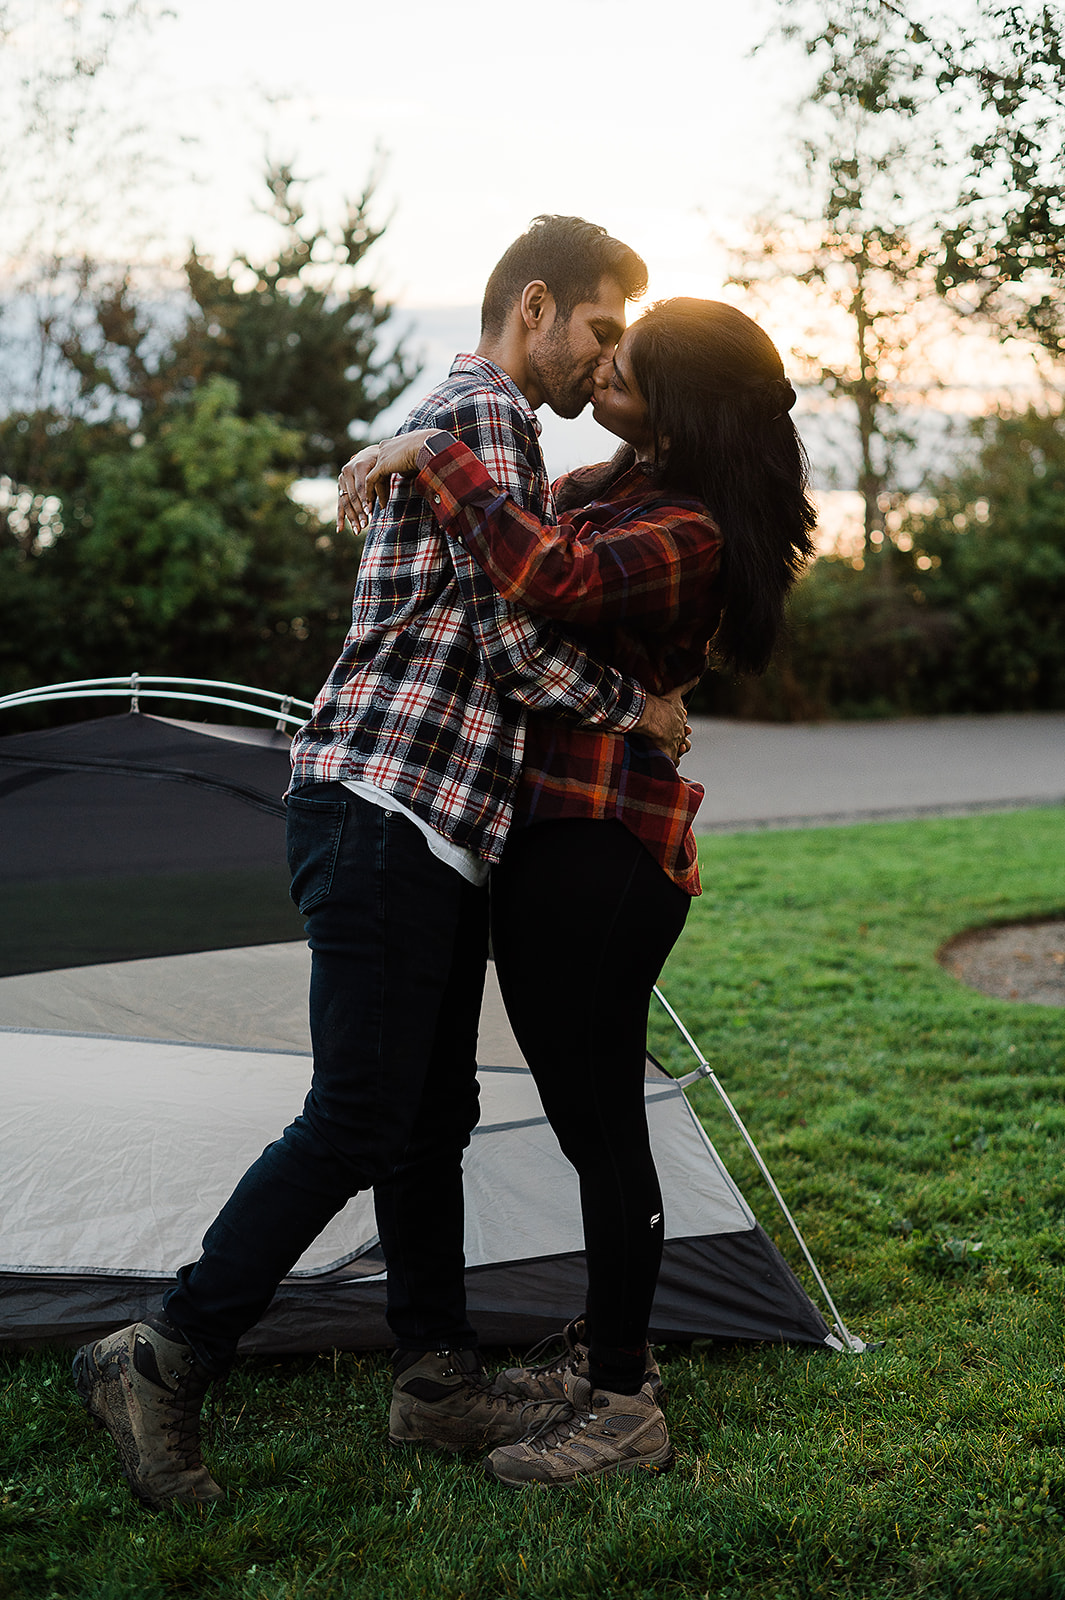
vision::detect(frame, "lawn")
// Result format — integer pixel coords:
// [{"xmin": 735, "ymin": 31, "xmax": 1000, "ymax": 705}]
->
[{"xmin": 3, "ymin": 806, "xmax": 1064, "ymax": 1600}]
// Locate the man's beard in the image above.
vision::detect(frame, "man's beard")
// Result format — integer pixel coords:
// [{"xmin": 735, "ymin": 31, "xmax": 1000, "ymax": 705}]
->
[{"xmin": 529, "ymin": 327, "xmax": 593, "ymax": 419}]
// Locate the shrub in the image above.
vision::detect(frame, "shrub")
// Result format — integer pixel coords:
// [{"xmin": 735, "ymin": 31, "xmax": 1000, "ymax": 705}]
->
[
  {"xmin": 901, "ymin": 406, "xmax": 1065, "ymax": 712},
  {"xmin": 692, "ymin": 405, "xmax": 1065, "ymax": 719}
]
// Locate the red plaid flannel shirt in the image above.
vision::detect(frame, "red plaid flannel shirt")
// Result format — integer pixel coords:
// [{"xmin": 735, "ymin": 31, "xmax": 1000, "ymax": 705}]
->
[
  {"xmin": 290, "ymin": 356, "xmax": 645, "ymax": 862},
  {"xmin": 417, "ymin": 442, "xmax": 723, "ymax": 895}
]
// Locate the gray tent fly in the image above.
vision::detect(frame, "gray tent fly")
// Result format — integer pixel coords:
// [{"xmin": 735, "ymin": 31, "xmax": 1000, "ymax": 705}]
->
[{"xmin": 0, "ymin": 677, "xmax": 863, "ymax": 1356}]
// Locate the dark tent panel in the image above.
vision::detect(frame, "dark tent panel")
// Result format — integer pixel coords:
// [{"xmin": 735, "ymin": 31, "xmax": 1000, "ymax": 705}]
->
[
  {"xmin": 0, "ymin": 714, "xmax": 301, "ymax": 974},
  {"xmin": 0, "ymin": 1231, "xmax": 828, "ymax": 1355}
]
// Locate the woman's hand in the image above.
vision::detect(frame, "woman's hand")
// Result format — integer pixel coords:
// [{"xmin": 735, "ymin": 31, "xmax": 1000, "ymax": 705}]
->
[
  {"xmin": 337, "ymin": 446, "xmax": 380, "ymax": 534},
  {"xmin": 363, "ymin": 431, "xmax": 436, "ymax": 509},
  {"xmin": 337, "ymin": 430, "xmax": 437, "ymax": 533}
]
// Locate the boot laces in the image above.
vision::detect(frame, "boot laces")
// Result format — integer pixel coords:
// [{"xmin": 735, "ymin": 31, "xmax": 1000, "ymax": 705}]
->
[
  {"xmin": 457, "ymin": 1367, "xmax": 524, "ymax": 1411},
  {"xmin": 520, "ymin": 1395, "xmax": 597, "ymax": 1452},
  {"xmin": 164, "ymin": 1363, "xmax": 217, "ymax": 1468},
  {"xmin": 434, "ymin": 1352, "xmax": 525, "ymax": 1412},
  {"xmin": 513, "ymin": 1325, "xmax": 580, "ymax": 1379}
]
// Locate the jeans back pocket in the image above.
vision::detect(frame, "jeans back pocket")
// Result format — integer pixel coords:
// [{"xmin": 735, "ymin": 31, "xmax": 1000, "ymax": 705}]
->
[{"xmin": 286, "ymin": 794, "xmax": 347, "ymax": 914}]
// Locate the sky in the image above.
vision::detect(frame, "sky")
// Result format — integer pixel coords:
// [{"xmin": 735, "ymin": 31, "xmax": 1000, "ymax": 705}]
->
[{"xmin": 97, "ymin": 0, "xmax": 795, "ymax": 310}]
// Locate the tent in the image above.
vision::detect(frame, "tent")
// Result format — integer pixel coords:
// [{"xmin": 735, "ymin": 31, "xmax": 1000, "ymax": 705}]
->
[{"xmin": 0, "ymin": 684, "xmax": 853, "ymax": 1356}]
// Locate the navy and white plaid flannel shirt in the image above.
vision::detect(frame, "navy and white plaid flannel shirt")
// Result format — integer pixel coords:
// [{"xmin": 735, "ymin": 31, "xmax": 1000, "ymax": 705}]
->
[{"xmin": 290, "ymin": 355, "xmax": 645, "ymax": 863}]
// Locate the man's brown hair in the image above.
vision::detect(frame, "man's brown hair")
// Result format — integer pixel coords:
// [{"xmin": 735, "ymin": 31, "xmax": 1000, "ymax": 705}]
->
[{"xmin": 480, "ymin": 215, "xmax": 647, "ymax": 336}]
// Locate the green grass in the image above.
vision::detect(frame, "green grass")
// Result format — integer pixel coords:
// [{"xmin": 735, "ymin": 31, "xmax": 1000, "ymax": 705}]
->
[{"xmin": 3, "ymin": 806, "xmax": 1065, "ymax": 1599}]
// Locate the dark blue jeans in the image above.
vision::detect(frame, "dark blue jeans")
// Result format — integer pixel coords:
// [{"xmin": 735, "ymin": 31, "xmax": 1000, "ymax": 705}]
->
[{"xmin": 164, "ymin": 784, "xmax": 488, "ymax": 1374}]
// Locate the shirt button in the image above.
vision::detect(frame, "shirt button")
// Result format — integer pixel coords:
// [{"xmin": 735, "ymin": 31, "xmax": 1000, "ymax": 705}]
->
[{"xmin": 433, "ymin": 494, "xmax": 441, "ymax": 504}]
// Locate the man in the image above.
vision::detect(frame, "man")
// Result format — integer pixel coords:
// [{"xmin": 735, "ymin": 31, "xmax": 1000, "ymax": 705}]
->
[{"xmin": 72, "ymin": 216, "xmax": 687, "ymax": 1509}]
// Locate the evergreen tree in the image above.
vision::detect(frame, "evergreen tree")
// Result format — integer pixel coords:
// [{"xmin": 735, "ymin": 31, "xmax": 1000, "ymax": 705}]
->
[
  {"xmin": 0, "ymin": 164, "xmax": 416, "ymax": 699},
  {"xmin": 175, "ymin": 165, "xmax": 420, "ymax": 475}
]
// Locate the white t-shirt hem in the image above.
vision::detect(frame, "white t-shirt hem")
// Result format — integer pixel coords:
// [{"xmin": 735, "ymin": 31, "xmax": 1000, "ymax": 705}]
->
[{"xmin": 340, "ymin": 779, "xmax": 490, "ymax": 887}]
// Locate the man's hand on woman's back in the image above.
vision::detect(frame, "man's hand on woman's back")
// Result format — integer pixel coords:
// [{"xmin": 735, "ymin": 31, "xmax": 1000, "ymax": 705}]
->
[{"xmin": 633, "ymin": 682, "xmax": 696, "ymax": 763}]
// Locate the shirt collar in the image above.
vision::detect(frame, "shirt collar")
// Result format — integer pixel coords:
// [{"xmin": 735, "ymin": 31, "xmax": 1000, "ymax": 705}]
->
[{"xmin": 449, "ymin": 353, "xmax": 543, "ymax": 437}]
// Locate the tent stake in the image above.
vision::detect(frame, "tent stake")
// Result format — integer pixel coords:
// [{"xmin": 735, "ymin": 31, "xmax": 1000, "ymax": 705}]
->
[{"xmin": 653, "ymin": 985, "xmax": 866, "ymax": 1354}]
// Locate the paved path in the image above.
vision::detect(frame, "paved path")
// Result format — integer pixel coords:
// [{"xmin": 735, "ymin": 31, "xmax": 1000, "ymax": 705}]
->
[{"xmin": 683, "ymin": 712, "xmax": 1065, "ymax": 832}]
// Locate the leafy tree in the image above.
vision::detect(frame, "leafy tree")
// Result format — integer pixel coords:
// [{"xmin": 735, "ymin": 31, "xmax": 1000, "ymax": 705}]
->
[
  {"xmin": 52, "ymin": 266, "xmax": 191, "ymax": 428},
  {"xmin": 919, "ymin": 2, "xmax": 1064, "ymax": 361},
  {"xmin": 733, "ymin": 202, "xmax": 934, "ymax": 560},
  {"xmin": 774, "ymin": 0, "xmax": 1065, "ymax": 364},
  {"xmin": 691, "ymin": 553, "xmax": 958, "ymax": 720},
  {"xmin": 734, "ymin": 5, "xmax": 946, "ymax": 557},
  {"xmin": 0, "ymin": 0, "xmax": 169, "ymax": 527}
]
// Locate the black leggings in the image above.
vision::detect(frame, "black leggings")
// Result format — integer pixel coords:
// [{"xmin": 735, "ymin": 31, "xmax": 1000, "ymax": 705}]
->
[{"xmin": 491, "ymin": 819, "xmax": 690, "ymax": 1392}]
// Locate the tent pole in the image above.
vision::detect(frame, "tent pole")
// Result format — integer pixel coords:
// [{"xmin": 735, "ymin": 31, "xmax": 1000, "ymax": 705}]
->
[{"xmin": 653, "ymin": 985, "xmax": 866, "ymax": 1354}]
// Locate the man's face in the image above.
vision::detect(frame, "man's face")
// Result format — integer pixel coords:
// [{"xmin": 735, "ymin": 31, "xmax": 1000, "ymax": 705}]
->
[{"xmin": 528, "ymin": 276, "xmax": 628, "ymax": 419}]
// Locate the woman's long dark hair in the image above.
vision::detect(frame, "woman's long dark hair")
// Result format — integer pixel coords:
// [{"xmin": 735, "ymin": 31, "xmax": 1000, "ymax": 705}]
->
[{"xmin": 583, "ymin": 298, "xmax": 817, "ymax": 676}]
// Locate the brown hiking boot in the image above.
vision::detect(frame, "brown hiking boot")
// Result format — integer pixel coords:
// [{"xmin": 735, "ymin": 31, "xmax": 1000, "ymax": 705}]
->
[
  {"xmin": 486, "ymin": 1370, "xmax": 673, "ymax": 1486},
  {"xmin": 494, "ymin": 1316, "xmax": 665, "ymax": 1407},
  {"xmin": 72, "ymin": 1318, "xmax": 223, "ymax": 1509},
  {"xmin": 388, "ymin": 1347, "xmax": 536, "ymax": 1452}
]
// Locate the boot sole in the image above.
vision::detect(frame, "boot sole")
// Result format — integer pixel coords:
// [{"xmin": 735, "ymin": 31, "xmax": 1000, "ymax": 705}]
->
[{"xmin": 486, "ymin": 1443, "xmax": 674, "ymax": 1488}]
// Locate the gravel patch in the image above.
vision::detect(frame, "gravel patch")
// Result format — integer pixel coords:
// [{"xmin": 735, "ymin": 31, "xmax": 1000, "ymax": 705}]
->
[{"xmin": 939, "ymin": 919, "xmax": 1065, "ymax": 1007}]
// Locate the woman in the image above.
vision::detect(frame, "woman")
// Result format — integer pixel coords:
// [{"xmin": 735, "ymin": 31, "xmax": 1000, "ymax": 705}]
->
[{"xmin": 347, "ymin": 299, "xmax": 816, "ymax": 1486}]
